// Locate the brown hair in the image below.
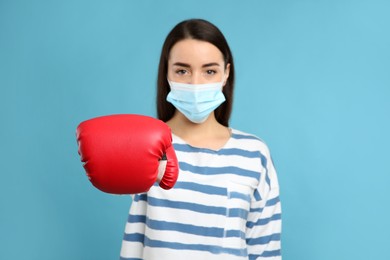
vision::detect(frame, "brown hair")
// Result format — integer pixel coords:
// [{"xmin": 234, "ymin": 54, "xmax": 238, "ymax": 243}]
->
[{"xmin": 156, "ymin": 19, "xmax": 235, "ymax": 127}]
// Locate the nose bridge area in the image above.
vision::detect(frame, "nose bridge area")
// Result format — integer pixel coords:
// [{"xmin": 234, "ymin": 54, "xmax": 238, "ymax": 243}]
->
[{"xmin": 190, "ymin": 70, "xmax": 203, "ymax": 84}]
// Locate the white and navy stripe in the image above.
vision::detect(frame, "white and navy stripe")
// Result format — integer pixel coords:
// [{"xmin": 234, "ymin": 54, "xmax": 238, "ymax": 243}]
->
[{"xmin": 120, "ymin": 129, "xmax": 281, "ymax": 260}]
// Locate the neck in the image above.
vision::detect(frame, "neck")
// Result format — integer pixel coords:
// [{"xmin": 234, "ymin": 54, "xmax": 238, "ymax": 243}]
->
[
  {"xmin": 166, "ymin": 111, "xmax": 231, "ymax": 150},
  {"xmin": 168, "ymin": 110, "xmax": 213, "ymax": 132}
]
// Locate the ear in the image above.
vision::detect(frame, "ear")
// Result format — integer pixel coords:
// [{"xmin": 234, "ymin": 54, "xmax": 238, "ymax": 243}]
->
[{"xmin": 223, "ymin": 63, "xmax": 231, "ymax": 87}]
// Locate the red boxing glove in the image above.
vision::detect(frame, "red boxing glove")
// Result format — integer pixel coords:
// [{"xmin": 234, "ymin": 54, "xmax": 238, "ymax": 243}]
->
[{"xmin": 76, "ymin": 114, "xmax": 179, "ymax": 194}]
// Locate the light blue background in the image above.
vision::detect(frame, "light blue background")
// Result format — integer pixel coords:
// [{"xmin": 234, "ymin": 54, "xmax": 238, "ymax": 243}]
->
[{"xmin": 1, "ymin": 0, "xmax": 389, "ymax": 259}]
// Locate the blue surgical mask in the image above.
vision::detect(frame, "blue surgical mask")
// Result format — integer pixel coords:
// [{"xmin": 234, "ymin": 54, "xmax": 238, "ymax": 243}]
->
[{"xmin": 166, "ymin": 80, "xmax": 226, "ymax": 123}]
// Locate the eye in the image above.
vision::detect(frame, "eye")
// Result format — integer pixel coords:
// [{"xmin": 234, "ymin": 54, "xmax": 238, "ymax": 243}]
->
[
  {"xmin": 175, "ymin": 69, "xmax": 188, "ymax": 75},
  {"xmin": 206, "ymin": 70, "xmax": 217, "ymax": 75}
]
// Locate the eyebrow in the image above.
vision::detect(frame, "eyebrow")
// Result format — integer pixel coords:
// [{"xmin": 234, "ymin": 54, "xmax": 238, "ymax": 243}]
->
[{"xmin": 172, "ymin": 62, "xmax": 221, "ymax": 68}]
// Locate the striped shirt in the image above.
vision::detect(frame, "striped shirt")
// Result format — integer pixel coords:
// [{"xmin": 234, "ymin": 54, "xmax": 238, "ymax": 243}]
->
[{"xmin": 120, "ymin": 129, "xmax": 282, "ymax": 260}]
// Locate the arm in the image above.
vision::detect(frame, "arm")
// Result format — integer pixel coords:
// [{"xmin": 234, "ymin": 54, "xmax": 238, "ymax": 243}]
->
[
  {"xmin": 120, "ymin": 194, "xmax": 147, "ymax": 259},
  {"xmin": 246, "ymin": 154, "xmax": 282, "ymax": 259}
]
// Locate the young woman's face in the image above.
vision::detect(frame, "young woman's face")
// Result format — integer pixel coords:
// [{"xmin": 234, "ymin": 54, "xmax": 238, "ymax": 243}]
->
[{"xmin": 167, "ymin": 39, "xmax": 230, "ymax": 85}]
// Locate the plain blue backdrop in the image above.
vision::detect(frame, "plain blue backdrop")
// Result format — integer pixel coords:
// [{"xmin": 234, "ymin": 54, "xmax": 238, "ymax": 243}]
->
[{"xmin": 1, "ymin": 0, "xmax": 389, "ymax": 259}]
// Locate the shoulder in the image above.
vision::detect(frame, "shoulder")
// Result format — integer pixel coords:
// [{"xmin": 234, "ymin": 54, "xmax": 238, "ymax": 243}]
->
[
  {"xmin": 231, "ymin": 129, "xmax": 280, "ymax": 191},
  {"xmin": 230, "ymin": 128, "xmax": 272, "ymax": 156}
]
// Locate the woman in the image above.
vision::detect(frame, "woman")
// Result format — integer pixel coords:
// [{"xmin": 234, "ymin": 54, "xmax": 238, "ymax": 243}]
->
[{"xmin": 120, "ymin": 19, "xmax": 282, "ymax": 260}]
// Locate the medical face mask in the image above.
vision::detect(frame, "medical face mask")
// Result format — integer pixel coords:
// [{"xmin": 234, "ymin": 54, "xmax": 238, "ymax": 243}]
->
[{"xmin": 166, "ymin": 80, "xmax": 226, "ymax": 124}]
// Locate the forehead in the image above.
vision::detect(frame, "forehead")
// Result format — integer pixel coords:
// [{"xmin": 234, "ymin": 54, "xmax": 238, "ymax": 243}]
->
[{"xmin": 168, "ymin": 39, "xmax": 224, "ymax": 65}]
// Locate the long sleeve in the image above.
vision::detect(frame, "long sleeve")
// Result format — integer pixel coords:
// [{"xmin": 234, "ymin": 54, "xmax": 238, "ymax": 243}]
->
[
  {"xmin": 246, "ymin": 153, "xmax": 282, "ymax": 259},
  {"xmin": 120, "ymin": 194, "xmax": 147, "ymax": 260}
]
